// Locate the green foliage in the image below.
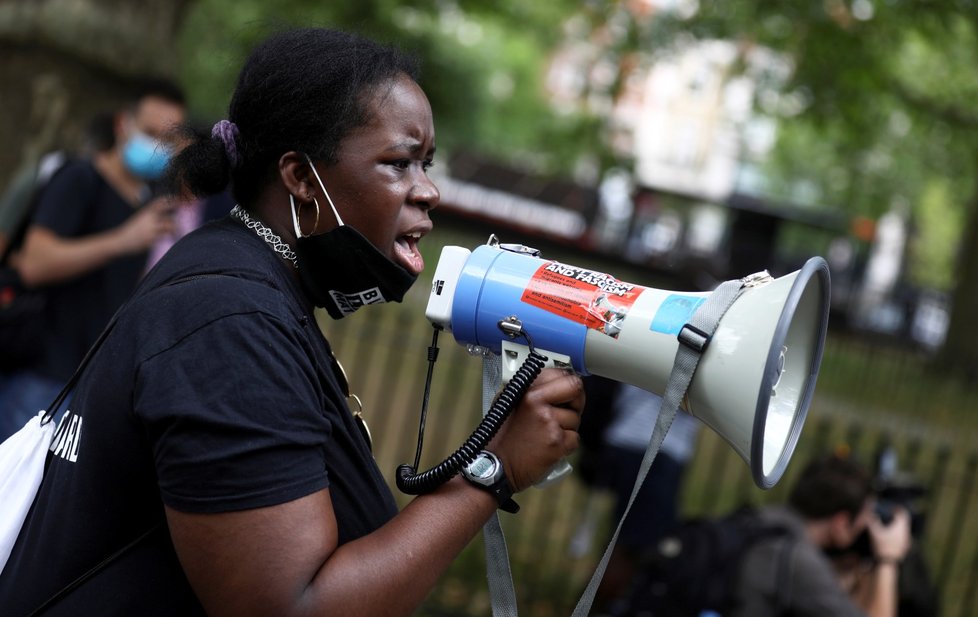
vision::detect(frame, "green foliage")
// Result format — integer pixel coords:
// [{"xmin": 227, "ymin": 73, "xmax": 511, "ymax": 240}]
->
[
  {"xmin": 174, "ymin": 0, "xmax": 603, "ymax": 175},
  {"xmin": 910, "ymin": 179, "xmax": 966, "ymax": 290},
  {"xmin": 174, "ymin": 0, "xmax": 978, "ymax": 308},
  {"xmin": 659, "ymin": 0, "xmax": 978, "ymax": 294}
]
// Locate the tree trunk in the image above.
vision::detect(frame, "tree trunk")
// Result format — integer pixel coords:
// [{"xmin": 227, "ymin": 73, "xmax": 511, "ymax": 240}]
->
[
  {"xmin": 0, "ymin": 0, "xmax": 196, "ymax": 191},
  {"xmin": 935, "ymin": 186, "xmax": 978, "ymax": 378}
]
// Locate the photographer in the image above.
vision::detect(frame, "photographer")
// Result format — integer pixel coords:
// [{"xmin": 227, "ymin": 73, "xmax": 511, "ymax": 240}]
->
[
  {"xmin": 829, "ymin": 450, "xmax": 940, "ymax": 617},
  {"xmin": 729, "ymin": 453, "xmax": 912, "ymax": 617}
]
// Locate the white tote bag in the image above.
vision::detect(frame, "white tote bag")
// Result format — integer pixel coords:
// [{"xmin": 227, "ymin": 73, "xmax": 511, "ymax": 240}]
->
[
  {"xmin": 0, "ymin": 411, "xmax": 56, "ymax": 574},
  {"xmin": 0, "ymin": 275, "xmax": 204, "ymax": 578}
]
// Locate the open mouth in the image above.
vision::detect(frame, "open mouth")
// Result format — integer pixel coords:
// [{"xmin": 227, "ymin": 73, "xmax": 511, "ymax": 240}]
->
[{"xmin": 393, "ymin": 232, "xmax": 425, "ymax": 275}]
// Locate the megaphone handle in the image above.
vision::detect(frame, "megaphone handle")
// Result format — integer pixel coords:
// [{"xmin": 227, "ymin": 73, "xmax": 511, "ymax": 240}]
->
[
  {"xmin": 396, "ymin": 349, "xmax": 548, "ymax": 497},
  {"xmin": 498, "ymin": 340, "xmax": 575, "ymax": 489},
  {"xmin": 537, "ymin": 458, "xmax": 573, "ymax": 487}
]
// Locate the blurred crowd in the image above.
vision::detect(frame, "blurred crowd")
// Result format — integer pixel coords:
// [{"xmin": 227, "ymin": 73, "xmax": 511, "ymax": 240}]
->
[{"xmin": 0, "ymin": 79, "xmax": 232, "ymax": 441}]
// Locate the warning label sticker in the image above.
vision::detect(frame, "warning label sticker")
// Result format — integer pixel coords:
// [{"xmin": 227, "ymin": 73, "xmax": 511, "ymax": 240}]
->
[{"xmin": 520, "ymin": 261, "xmax": 645, "ymax": 338}]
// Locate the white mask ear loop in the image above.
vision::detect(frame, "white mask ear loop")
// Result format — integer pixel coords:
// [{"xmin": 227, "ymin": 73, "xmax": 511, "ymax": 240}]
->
[
  {"xmin": 289, "ymin": 194, "xmax": 304, "ymax": 238},
  {"xmin": 305, "ymin": 154, "xmax": 345, "ymax": 227}
]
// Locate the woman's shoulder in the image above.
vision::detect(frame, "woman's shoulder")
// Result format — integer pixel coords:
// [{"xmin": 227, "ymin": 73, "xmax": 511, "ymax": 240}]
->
[
  {"xmin": 141, "ymin": 269, "xmax": 299, "ymax": 325},
  {"xmin": 128, "ymin": 219, "xmax": 316, "ymax": 344},
  {"xmin": 121, "ymin": 271, "xmax": 316, "ymax": 370},
  {"xmin": 144, "ymin": 220, "xmax": 297, "ymax": 299}
]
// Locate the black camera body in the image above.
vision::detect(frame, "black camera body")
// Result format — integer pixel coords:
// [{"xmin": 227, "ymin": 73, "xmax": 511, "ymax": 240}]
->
[{"xmin": 874, "ymin": 477, "xmax": 927, "ymax": 532}]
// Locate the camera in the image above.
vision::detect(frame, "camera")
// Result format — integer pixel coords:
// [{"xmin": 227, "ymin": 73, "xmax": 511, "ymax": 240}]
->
[{"xmin": 874, "ymin": 478, "xmax": 927, "ymax": 532}]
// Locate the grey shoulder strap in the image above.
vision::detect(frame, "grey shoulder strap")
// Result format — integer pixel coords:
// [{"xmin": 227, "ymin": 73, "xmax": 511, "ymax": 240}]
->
[{"xmin": 481, "ymin": 353, "xmax": 519, "ymax": 616}]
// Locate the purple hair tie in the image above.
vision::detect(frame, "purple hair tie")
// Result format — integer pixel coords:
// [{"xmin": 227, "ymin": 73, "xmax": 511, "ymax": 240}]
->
[{"xmin": 211, "ymin": 119, "xmax": 240, "ymax": 168}]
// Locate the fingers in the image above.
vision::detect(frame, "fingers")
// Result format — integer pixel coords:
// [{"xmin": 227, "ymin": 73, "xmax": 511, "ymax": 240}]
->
[
  {"xmin": 553, "ymin": 407, "xmax": 582, "ymax": 450},
  {"xmin": 119, "ymin": 203, "xmax": 177, "ymax": 254},
  {"xmin": 487, "ymin": 369, "xmax": 584, "ymax": 491},
  {"xmin": 523, "ymin": 368, "xmax": 585, "ymax": 414},
  {"xmin": 141, "ymin": 200, "xmax": 177, "ymax": 234},
  {"xmin": 869, "ymin": 506, "xmax": 912, "ymax": 562},
  {"xmin": 524, "ymin": 370, "xmax": 583, "ymax": 451}
]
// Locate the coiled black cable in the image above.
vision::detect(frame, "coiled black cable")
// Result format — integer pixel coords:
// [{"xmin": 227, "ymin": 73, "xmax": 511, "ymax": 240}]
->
[{"xmin": 395, "ymin": 348, "xmax": 548, "ymax": 495}]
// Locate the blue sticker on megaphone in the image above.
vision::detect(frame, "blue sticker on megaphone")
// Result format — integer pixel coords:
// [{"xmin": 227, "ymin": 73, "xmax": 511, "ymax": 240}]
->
[{"xmin": 650, "ymin": 295, "xmax": 706, "ymax": 335}]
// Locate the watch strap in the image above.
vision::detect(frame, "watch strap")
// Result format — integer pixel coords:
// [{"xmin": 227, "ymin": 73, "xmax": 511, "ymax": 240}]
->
[{"xmin": 488, "ymin": 477, "xmax": 520, "ymax": 514}]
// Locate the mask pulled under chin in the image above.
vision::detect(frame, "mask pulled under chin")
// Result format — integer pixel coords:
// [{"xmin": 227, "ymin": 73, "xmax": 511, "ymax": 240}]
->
[{"xmin": 296, "ymin": 224, "xmax": 418, "ymax": 319}]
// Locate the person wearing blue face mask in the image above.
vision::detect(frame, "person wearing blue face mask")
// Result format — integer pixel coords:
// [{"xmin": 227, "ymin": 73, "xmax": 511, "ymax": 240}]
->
[
  {"xmin": 121, "ymin": 126, "xmax": 173, "ymax": 181},
  {"xmin": 0, "ymin": 79, "xmax": 185, "ymax": 440}
]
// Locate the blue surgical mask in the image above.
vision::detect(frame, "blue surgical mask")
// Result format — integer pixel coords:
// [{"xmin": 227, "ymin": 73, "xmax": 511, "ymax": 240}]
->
[{"xmin": 122, "ymin": 131, "xmax": 171, "ymax": 180}]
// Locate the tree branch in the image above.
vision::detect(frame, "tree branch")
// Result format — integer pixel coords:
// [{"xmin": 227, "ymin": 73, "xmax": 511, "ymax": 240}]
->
[{"xmin": 890, "ymin": 77, "xmax": 978, "ymax": 129}]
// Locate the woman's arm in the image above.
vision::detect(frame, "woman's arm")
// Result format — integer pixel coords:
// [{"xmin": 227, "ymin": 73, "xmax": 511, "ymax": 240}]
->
[{"xmin": 166, "ymin": 368, "xmax": 583, "ymax": 617}]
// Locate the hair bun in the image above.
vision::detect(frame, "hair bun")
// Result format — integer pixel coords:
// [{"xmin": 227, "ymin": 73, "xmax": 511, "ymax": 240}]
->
[{"xmin": 211, "ymin": 119, "xmax": 240, "ymax": 168}]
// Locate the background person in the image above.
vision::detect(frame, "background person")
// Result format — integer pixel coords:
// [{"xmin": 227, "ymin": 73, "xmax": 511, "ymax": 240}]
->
[
  {"xmin": 579, "ymin": 377, "xmax": 702, "ymax": 612},
  {"xmin": 0, "ymin": 81, "xmax": 184, "ymax": 440},
  {"xmin": 0, "ymin": 27, "xmax": 583, "ymax": 616},
  {"xmin": 730, "ymin": 452, "xmax": 912, "ymax": 617},
  {"xmin": 144, "ymin": 124, "xmax": 235, "ymax": 272}
]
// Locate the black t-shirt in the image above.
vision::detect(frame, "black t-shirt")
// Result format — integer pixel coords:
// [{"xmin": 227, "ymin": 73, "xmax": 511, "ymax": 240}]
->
[
  {"xmin": 31, "ymin": 160, "xmax": 148, "ymax": 381},
  {"xmin": 0, "ymin": 218, "xmax": 398, "ymax": 616}
]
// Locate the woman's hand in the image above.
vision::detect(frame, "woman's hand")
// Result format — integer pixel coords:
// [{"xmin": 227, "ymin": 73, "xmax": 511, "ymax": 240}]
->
[{"xmin": 488, "ymin": 368, "xmax": 585, "ymax": 492}]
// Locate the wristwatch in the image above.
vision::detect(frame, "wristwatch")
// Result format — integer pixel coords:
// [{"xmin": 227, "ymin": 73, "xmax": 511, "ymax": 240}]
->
[{"xmin": 461, "ymin": 451, "xmax": 520, "ymax": 514}]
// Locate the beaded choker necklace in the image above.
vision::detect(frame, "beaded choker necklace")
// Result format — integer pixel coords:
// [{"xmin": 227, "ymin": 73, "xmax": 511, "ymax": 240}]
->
[{"xmin": 230, "ymin": 205, "xmax": 298, "ymax": 268}]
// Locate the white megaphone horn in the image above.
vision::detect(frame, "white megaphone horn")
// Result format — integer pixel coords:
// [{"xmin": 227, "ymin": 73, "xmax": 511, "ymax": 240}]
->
[{"xmin": 425, "ymin": 236, "xmax": 831, "ymax": 489}]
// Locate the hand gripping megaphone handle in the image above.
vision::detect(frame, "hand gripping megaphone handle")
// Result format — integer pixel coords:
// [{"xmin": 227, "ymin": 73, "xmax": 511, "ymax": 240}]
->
[
  {"xmin": 395, "ymin": 347, "xmax": 548, "ymax": 497},
  {"xmin": 497, "ymin": 339, "xmax": 574, "ymax": 488}
]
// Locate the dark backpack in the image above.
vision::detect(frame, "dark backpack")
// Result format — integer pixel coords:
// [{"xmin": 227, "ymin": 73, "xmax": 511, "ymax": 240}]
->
[
  {"xmin": 616, "ymin": 507, "xmax": 793, "ymax": 617},
  {"xmin": 0, "ymin": 152, "xmax": 72, "ymax": 372}
]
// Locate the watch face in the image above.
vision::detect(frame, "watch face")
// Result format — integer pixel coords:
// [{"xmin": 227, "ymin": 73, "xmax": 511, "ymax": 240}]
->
[{"xmin": 468, "ymin": 455, "xmax": 497, "ymax": 480}]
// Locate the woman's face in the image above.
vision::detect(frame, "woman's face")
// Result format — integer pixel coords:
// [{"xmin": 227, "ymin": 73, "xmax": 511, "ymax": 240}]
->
[{"xmin": 312, "ymin": 73, "xmax": 439, "ymax": 276}]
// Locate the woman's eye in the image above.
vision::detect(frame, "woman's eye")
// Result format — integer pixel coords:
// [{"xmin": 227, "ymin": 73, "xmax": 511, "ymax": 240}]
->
[{"xmin": 388, "ymin": 159, "xmax": 433, "ymax": 172}]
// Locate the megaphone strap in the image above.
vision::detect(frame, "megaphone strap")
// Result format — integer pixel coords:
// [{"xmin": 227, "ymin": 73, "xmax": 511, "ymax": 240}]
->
[{"xmin": 570, "ymin": 277, "xmax": 747, "ymax": 617}]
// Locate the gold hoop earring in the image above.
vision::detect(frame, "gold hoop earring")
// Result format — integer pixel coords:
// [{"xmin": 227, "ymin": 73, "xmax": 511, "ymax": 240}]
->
[{"xmin": 294, "ymin": 197, "xmax": 321, "ymax": 238}]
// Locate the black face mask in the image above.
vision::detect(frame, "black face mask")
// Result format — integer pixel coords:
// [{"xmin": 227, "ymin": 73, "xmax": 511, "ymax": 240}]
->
[
  {"xmin": 294, "ymin": 154, "xmax": 418, "ymax": 319},
  {"xmin": 295, "ymin": 224, "xmax": 417, "ymax": 319}
]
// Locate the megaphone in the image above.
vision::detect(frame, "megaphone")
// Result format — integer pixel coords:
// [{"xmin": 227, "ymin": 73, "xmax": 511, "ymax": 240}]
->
[{"xmin": 424, "ymin": 236, "xmax": 831, "ymax": 489}]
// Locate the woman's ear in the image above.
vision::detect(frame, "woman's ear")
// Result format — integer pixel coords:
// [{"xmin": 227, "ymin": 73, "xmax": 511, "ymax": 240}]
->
[{"xmin": 278, "ymin": 151, "xmax": 315, "ymax": 201}]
